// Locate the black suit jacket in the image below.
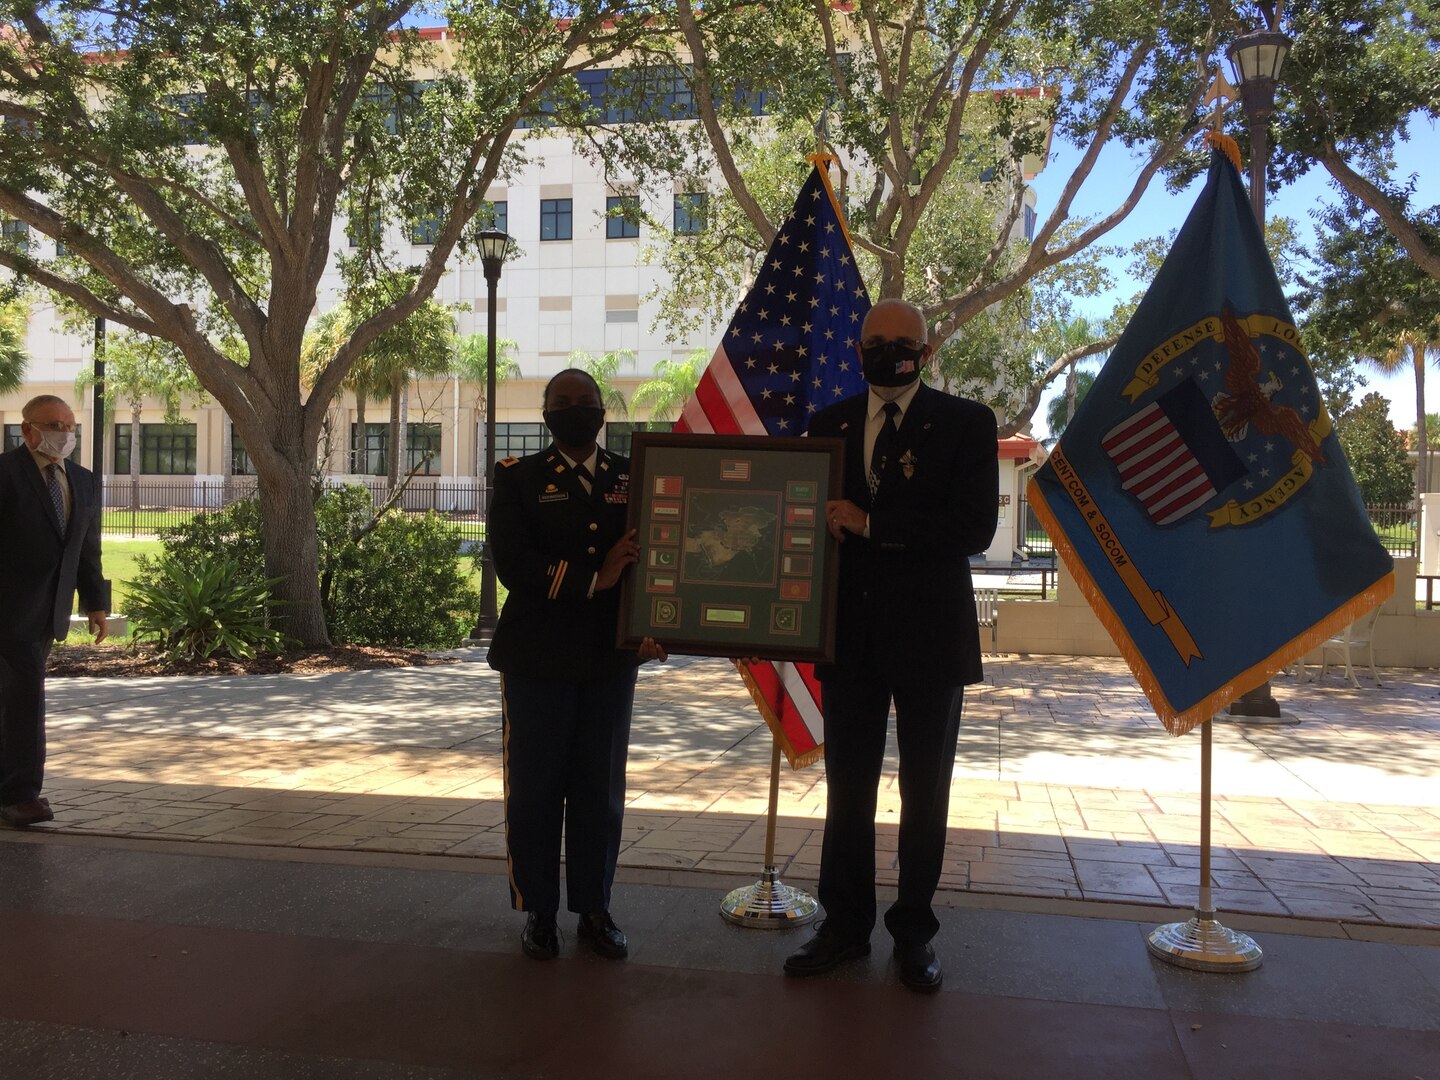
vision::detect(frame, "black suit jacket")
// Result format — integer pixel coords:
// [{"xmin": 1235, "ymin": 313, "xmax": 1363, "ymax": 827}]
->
[
  {"xmin": 807, "ymin": 384, "xmax": 998, "ymax": 687},
  {"xmin": 486, "ymin": 445, "xmax": 641, "ymax": 682},
  {"xmin": 0, "ymin": 446, "xmax": 110, "ymax": 643}
]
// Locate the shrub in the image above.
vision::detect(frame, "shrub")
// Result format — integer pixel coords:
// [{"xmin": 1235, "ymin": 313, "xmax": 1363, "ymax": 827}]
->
[
  {"xmin": 128, "ymin": 554, "xmax": 290, "ymax": 661},
  {"xmin": 138, "ymin": 484, "xmax": 481, "ymax": 650}
]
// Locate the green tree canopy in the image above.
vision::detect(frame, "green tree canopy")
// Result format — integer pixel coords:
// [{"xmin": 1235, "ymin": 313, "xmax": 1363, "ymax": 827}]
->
[
  {"xmin": 611, "ymin": 0, "xmax": 1224, "ymax": 431},
  {"xmin": 0, "ymin": 300, "xmax": 27, "ymax": 394},
  {"xmin": 0, "ymin": 2, "xmax": 675, "ymax": 644},
  {"xmin": 1298, "ymin": 199, "xmax": 1440, "ymax": 498},
  {"xmin": 1260, "ymin": 0, "xmax": 1440, "ymax": 280},
  {"xmin": 1337, "ymin": 391, "xmax": 1413, "ymax": 504}
]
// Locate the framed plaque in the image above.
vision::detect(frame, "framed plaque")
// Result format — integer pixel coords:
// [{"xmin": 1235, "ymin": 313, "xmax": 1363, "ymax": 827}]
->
[{"xmin": 617, "ymin": 433, "xmax": 845, "ymax": 662}]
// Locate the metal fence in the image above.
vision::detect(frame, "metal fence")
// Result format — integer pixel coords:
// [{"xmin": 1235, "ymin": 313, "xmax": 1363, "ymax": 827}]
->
[
  {"xmin": 100, "ymin": 477, "xmax": 489, "ymax": 543},
  {"xmin": 1012, "ymin": 492, "xmax": 1417, "ymax": 561},
  {"xmin": 1366, "ymin": 503, "xmax": 1418, "ymax": 558},
  {"xmin": 95, "ymin": 478, "xmax": 1425, "ymax": 564}
]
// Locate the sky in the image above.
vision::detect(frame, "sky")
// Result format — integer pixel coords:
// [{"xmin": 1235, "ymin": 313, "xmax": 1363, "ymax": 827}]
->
[{"xmin": 1026, "ymin": 117, "xmax": 1440, "ymax": 440}]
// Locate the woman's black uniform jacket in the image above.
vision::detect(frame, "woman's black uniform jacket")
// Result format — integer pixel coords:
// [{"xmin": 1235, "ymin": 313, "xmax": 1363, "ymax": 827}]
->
[{"xmin": 485, "ymin": 445, "xmax": 641, "ymax": 682}]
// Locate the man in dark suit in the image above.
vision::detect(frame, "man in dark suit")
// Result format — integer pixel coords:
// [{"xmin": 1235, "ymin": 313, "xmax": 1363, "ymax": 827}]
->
[
  {"xmin": 0, "ymin": 395, "xmax": 110, "ymax": 828},
  {"xmin": 487, "ymin": 369, "xmax": 665, "ymax": 963},
  {"xmin": 785, "ymin": 299, "xmax": 998, "ymax": 992}
]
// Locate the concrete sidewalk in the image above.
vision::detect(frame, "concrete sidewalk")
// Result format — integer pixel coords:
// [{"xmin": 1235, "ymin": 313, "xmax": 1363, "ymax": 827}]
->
[{"xmin": 27, "ymin": 652, "xmax": 1440, "ymax": 934}]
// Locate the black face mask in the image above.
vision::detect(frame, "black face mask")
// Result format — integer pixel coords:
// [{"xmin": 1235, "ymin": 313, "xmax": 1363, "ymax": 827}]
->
[
  {"xmin": 543, "ymin": 405, "xmax": 605, "ymax": 448},
  {"xmin": 860, "ymin": 341, "xmax": 925, "ymax": 387}
]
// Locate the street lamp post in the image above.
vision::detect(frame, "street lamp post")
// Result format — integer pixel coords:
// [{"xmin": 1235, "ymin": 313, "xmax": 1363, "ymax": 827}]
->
[
  {"xmin": 1224, "ymin": 27, "xmax": 1293, "ymax": 723},
  {"xmin": 472, "ymin": 228, "xmax": 509, "ymax": 643}
]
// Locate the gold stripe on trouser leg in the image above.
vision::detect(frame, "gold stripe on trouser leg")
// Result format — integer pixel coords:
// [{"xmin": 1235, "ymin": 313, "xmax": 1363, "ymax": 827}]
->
[{"xmin": 499, "ymin": 674, "xmax": 525, "ymax": 910}]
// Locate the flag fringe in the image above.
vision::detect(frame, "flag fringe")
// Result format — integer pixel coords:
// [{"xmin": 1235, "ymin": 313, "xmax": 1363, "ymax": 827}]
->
[
  {"xmin": 1205, "ymin": 130, "xmax": 1243, "ymax": 173},
  {"xmin": 1025, "ymin": 480, "xmax": 1394, "ymax": 737},
  {"xmin": 734, "ymin": 660, "xmax": 825, "ymax": 770}
]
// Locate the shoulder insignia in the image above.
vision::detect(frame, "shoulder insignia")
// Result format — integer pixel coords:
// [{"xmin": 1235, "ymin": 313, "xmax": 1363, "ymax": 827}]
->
[{"xmin": 499, "ymin": 457, "xmax": 520, "ymax": 468}]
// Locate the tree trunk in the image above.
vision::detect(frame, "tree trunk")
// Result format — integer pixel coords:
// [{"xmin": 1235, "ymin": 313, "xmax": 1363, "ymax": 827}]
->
[
  {"xmin": 253, "ymin": 444, "xmax": 330, "ymax": 647},
  {"xmin": 353, "ymin": 395, "xmax": 366, "ymax": 474},
  {"xmin": 1414, "ymin": 341, "xmax": 1429, "ymax": 497}
]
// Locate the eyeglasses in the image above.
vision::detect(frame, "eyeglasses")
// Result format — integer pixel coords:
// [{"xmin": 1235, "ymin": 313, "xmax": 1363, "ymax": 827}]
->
[{"xmin": 25, "ymin": 421, "xmax": 76, "ymax": 432}]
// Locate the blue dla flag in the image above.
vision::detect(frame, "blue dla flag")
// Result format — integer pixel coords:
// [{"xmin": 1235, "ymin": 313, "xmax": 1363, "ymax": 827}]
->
[{"xmin": 1027, "ymin": 140, "xmax": 1394, "ymax": 735}]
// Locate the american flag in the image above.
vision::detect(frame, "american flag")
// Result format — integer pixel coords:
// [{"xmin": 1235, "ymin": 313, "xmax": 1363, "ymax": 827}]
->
[
  {"xmin": 1103, "ymin": 379, "xmax": 1245, "ymax": 527},
  {"xmin": 676, "ymin": 156, "xmax": 870, "ymax": 768}
]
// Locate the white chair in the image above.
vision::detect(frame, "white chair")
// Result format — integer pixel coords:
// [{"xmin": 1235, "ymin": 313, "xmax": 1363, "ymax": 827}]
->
[
  {"xmin": 1316, "ymin": 605, "xmax": 1383, "ymax": 688},
  {"xmin": 975, "ymin": 588, "xmax": 999, "ymax": 655}
]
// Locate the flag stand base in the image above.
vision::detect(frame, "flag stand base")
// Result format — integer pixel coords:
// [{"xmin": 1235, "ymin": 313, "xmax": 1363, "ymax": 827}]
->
[
  {"xmin": 719, "ymin": 866, "xmax": 818, "ymax": 928},
  {"xmin": 1222, "ymin": 681, "xmax": 1300, "ymax": 726},
  {"xmin": 1147, "ymin": 907, "xmax": 1263, "ymax": 971}
]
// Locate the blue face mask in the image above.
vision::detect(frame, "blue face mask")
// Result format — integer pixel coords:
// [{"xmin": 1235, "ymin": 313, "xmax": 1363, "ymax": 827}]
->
[{"xmin": 860, "ymin": 341, "xmax": 925, "ymax": 387}]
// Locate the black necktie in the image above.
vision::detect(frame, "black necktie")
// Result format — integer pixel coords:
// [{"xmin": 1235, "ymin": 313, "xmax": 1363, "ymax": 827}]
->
[
  {"xmin": 869, "ymin": 402, "xmax": 901, "ymax": 495},
  {"xmin": 45, "ymin": 462, "xmax": 67, "ymax": 532},
  {"xmin": 573, "ymin": 463, "xmax": 593, "ymax": 494}
]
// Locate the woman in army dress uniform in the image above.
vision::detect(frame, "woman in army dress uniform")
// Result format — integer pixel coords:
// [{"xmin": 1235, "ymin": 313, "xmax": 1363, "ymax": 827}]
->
[{"xmin": 487, "ymin": 368, "xmax": 666, "ymax": 961}]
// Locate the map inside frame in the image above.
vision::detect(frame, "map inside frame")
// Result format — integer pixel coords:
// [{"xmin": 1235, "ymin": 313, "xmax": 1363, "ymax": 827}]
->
[{"xmin": 616, "ymin": 433, "xmax": 845, "ymax": 662}]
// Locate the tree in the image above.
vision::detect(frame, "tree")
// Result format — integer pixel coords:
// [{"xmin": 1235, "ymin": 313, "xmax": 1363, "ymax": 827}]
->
[
  {"xmin": 1045, "ymin": 370, "xmax": 1097, "ymax": 445},
  {"xmin": 0, "ymin": 300, "xmax": 26, "ymax": 394},
  {"xmin": 569, "ymin": 348, "xmax": 635, "ymax": 418},
  {"xmin": 616, "ymin": 0, "xmax": 1223, "ymax": 429},
  {"xmin": 302, "ymin": 292, "xmax": 457, "ymax": 483},
  {"xmin": 1298, "ymin": 199, "xmax": 1440, "ymax": 501},
  {"xmin": 1261, "ymin": 0, "xmax": 1440, "ymax": 280},
  {"xmin": 630, "ymin": 348, "xmax": 706, "ymax": 422},
  {"xmin": 1336, "ymin": 392, "xmax": 1412, "ymax": 504},
  {"xmin": 0, "ymin": 2, "xmax": 677, "ymax": 644},
  {"xmin": 452, "ymin": 330, "xmax": 520, "ymax": 475},
  {"xmin": 75, "ymin": 331, "xmax": 205, "ymax": 508}
]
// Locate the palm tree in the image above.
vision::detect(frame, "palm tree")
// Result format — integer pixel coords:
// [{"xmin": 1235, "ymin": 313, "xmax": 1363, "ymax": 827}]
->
[
  {"xmin": 0, "ymin": 301, "xmax": 27, "ymax": 395},
  {"xmin": 631, "ymin": 349, "xmax": 706, "ymax": 424},
  {"xmin": 570, "ymin": 349, "xmax": 635, "ymax": 419},
  {"xmin": 75, "ymin": 332, "xmax": 206, "ymax": 510},
  {"xmin": 1359, "ymin": 328, "xmax": 1438, "ymax": 502},
  {"xmin": 1045, "ymin": 369, "xmax": 1096, "ymax": 446},
  {"xmin": 453, "ymin": 331, "xmax": 520, "ymax": 475}
]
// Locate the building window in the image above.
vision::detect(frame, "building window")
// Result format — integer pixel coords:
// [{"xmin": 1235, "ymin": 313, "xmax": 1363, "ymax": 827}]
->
[
  {"xmin": 494, "ymin": 423, "xmax": 547, "ymax": 461},
  {"xmin": 1023, "ymin": 205, "xmax": 1037, "ymax": 243},
  {"xmin": 1, "ymin": 218, "xmax": 30, "ymax": 248},
  {"xmin": 605, "ymin": 309, "xmax": 638, "ymax": 323},
  {"xmin": 477, "ymin": 200, "xmax": 507, "ymax": 235},
  {"xmin": 605, "ymin": 195, "xmax": 640, "ymax": 239},
  {"xmin": 350, "ymin": 422, "xmax": 388, "ymax": 475},
  {"xmin": 604, "ymin": 421, "xmax": 671, "ymax": 458},
  {"xmin": 231, "ymin": 425, "xmax": 255, "ymax": 475},
  {"xmin": 346, "ymin": 213, "xmax": 382, "ymax": 249},
  {"xmin": 407, "ymin": 422, "xmax": 441, "ymax": 475},
  {"xmin": 114, "ymin": 423, "xmax": 197, "ymax": 475},
  {"xmin": 540, "ymin": 198, "xmax": 572, "ymax": 241},
  {"xmin": 674, "ymin": 193, "xmax": 707, "ymax": 236},
  {"xmin": 409, "ymin": 210, "xmax": 443, "ymax": 245}
]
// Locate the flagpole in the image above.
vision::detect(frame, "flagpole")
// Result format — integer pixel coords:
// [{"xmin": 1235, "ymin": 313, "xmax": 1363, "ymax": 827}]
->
[
  {"xmin": 719, "ymin": 735, "xmax": 819, "ymax": 928},
  {"xmin": 1146, "ymin": 718, "xmax": 1263, "ymax": 970}
]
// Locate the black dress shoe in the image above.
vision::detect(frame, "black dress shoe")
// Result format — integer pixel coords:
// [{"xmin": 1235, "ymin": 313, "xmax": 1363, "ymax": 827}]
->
[
  {"xmin": 521, "ymin": 912, "xmax": 559, "ymax": 960},
  {"xmin": 894, "ymin": 942, "xmax": 943, "ymax": 992},
  {"xmin": 0, "ymin": 798, "xmax": 54, "ymax": 827},
  {"xmin": 577, "ymin": 912, "xmax": 628, "ymax": 959},
  {"xmin": 783, "ymin": 930, "xmax": 871, "ymax": 976}
]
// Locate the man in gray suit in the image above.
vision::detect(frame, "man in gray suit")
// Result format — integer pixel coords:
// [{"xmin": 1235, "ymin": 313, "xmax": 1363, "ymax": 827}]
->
[{"xmin": 0, "ymin": 395, "xmax": 109, "ymax": 827}]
